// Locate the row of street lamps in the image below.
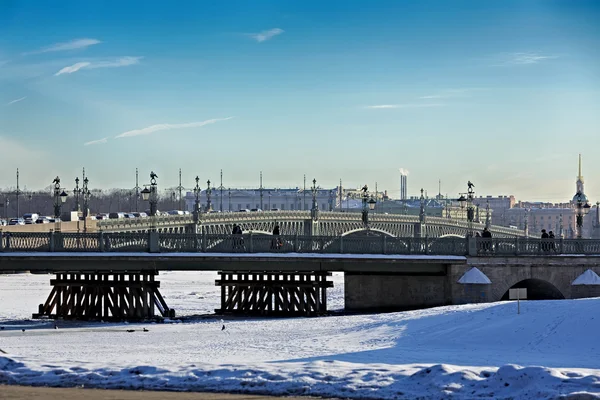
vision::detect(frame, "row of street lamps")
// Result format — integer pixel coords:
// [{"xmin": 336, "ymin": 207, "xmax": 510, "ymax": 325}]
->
[{"xmin": 43, "ymin": 174, "xmax": 596, "ymax": 239}]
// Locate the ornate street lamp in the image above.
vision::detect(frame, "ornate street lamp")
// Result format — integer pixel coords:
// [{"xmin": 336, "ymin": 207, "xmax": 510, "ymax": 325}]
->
[
  {"xmin": 73, "ymin": 177, "xmax": 81, "ymax": 212},
  {"xmin": 361, "ymin": 185, "xmax": 369, "ymax": 227},
  {"xmin": 193, "ymin": 176, "xmax": 201, "ymax": 223},
  {"xmin": 141, "ymin": 171, "xmax": 158, "ymax": 217},
  {"xmin": 206, "ymin": 179, "xmax": 212, "ymax": 212},
  {"xmin": 574, "ymin": 191, "xmax": 591, "ymax": 239},
  {"xmin": 228, "ymin": 188, "xmax": 231, "ymax": 212},
  {"xmin": 458, "ymin": 181, "xmax": 475, "ymax": 236},
  {"xmin": 311, "ymin": 178, "xmax": 319, "ymax": 220},
  {"xmin": 52, "ymin": 177, "xmax": 68, "ymax": 231},
  {"xmin": 82, "ymin": 177, "xmax": 91, "ymax": 232}
]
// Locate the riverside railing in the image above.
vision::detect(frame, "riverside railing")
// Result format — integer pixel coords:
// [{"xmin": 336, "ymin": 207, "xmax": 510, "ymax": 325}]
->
[{"xmin": 1, "ymin": 231, "xmax": 600, "ymax": 256}]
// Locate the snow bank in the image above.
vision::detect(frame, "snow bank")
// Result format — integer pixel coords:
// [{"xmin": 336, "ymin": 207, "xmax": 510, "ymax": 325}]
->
[
  {"xmin": 2, "ymin": 356, "xmax": 599, "ymax": 399},
  {"xmin": 572, "ymin": 269, "xmax": 600, "ymax": 285},
  {"xmin": 458, "ymin": 267, "xmax": 491, "ymax": 284}
]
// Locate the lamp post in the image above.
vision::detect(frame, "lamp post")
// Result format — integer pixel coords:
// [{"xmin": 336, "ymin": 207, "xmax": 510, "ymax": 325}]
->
[
  {"xmin": 574, "ymin": 191, "xmax": 591, "ymax": 239},
  {"xmin": 206, "ymin": 180, "xmax": 212, "ymax": 212},
  {"xmin": 311, "ymin": 178, "xmax": 319, "ymax": 220},
  {"xmin": 193, "ymin": 176, "xmax": 201, "ymax": 224},
  {"xmin": 141, "ymin": 172, "xmax": 158, "ymax": 217},
  {"xmin": 458, "ymin": 181, "xmax": 475, "ymax": 236},
  {"xmin": 82, "ymin": 177, "xmax": 91, "ymax": 233},
  {"xmin": 73, "ymin": 177, "xmax": 81, "ymax": 212},
  {"xmin": 52, "ymin": 177, "xmax": 68, "ymax": 232},
  {"xmin": 360, "ymin": 185, "xmax": 376, "ymax": 228}
]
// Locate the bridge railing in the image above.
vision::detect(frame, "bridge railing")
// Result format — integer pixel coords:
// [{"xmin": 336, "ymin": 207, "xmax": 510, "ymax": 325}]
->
[
  {"xmin": 475, "ymin": 237, "xmax": 600, "ymax": 256},
  {"xmin": 3, "ymin": 231, "xmax": 600, "ymax": 255},
  {"xmin": 0, "ymin": 231, "xmax": 466, "ymax": 255}
]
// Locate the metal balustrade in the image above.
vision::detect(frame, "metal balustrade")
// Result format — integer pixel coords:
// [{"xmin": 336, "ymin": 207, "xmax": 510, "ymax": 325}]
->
[{"xmin": 3, "ymin": 231, "xmax": 600, "ymax": 256}]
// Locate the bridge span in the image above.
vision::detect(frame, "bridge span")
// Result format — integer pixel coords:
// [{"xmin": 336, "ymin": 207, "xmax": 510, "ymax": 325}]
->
[
  {"xmin": 1, "ymin": 233, "xmax": 599, "ymax": 321},
  {"xmin": 94, "ymin": 210, "xmax": 526, "ymax": 238}
]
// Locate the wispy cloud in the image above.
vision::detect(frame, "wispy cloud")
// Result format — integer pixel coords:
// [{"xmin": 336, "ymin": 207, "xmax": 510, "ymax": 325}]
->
[
  {"xmin": 494, "ymin": 52, "xmax": 558, "ymax": 66},
  {"xmin": 115, "ymin": 117, "xmax": 234, "ymax": 139},
  {"xmin": 24, "ymin": 38, "xmax": 101, "ymax": 55},
  {"xmin": 55, "ymin": 57, "xmax": 142, "ymax": 76},
  {"xmin": 55, "ymin": 62, "xmax": 91, "ymax": 75},
  {"xmin": 6, "ymin": 96, "xmax": 26, "ymax": 106},
  {"xmin": 249, "ymin": 28, "xmax": 284, "ymax": 42},
  {"xmin": 84, "ymin": 137, "xmax": 108, "ymax": 146},
  {"xmin": 365, "ymin": 103, "xmax": 444, "ymax": 109}
]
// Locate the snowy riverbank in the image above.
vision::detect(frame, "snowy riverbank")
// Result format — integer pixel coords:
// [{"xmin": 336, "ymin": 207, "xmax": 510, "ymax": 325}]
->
[{"xmin": 1, "ymin": 272, "xmax": 599, "ymax": 399}]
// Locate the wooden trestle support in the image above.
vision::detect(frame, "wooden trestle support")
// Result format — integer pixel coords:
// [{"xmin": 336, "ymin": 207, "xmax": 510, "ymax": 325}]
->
[
  {"xmin": 32, "ymin": 272, "xmax": 175, "ymax": 321},
  {"xmin": 215, "ymin": 271, "xmax": 333, "ymax": 316}
]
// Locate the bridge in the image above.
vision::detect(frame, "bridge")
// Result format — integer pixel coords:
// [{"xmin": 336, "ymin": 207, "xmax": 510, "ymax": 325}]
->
[
  {"xmin": 95, "ymin": 210, "xmax": 526, "ymax": 238},
  {"xmin": 1, "ymin": 232, "xmax": 599, "ymax": 321}
]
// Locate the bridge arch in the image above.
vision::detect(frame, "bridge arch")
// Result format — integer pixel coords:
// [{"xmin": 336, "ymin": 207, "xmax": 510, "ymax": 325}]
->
[
  {"xmin": 499, "ymin": 278, "xmax": 565, "ymax": 301},
  {"xmin": 241, "ymin": 230, "xmax": 272, "ymax": 236},
  {"xmin": 438, "ymin": 234, "xmax": 465, "ymax": 239},
  {"xmin": 341, "ymin": 228, "xmax": 395, "ymax": 238}
]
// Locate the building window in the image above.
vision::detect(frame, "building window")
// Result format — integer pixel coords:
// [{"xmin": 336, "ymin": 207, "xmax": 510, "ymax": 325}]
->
[
  {"xmin": 237, "ymin": 204, "xmax": 242, "ymax": 210},
  {"xmin": 291, "ymin": 204, "xmax": 295, "ymax": 210},
  {"xmin": 246, "ymin": 204, "xmax": 250, "ymax": 209},
  {"xmin": 281, "ymin": 204, "xmax": 285, "ymax": 210}
]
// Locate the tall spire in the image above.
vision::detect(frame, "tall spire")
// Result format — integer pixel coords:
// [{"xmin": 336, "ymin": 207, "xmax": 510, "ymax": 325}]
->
[{"xmin": 576, "ymin": 153, "xmax": 585, "ymax": 195}]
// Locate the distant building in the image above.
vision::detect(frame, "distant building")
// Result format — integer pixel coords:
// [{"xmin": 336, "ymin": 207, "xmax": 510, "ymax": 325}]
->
[
  {"xmin": 184, "ymin": 187, "xmax": 338, "ymax": 212},
  {"xmin": 472, "ymin": 195, "xmax": 515, "ymax": 226}
]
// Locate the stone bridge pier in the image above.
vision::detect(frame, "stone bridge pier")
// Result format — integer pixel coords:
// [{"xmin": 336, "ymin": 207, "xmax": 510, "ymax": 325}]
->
[{"xmin": 345, "ymin": 256, "xmax": 600, "ymax": 312}]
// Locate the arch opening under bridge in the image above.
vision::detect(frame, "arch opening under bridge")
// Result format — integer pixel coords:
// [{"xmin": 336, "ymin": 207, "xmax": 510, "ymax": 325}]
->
[{"xmin": 500, "ymin": 279, "xmax": 565, "ymax": 301}]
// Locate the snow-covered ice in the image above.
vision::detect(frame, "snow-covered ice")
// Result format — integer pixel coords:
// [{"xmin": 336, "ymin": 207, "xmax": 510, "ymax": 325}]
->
[
  {"xmin": 572, "ymin": 269, "xmax": 600, "ymax": 285},
  {"xmin": 457, "ymin": 267, "xmax": 492, "ymax": 284},
  {"xmin": 1, "ymin": 271, "xmax": 600, "ymax": 399}
]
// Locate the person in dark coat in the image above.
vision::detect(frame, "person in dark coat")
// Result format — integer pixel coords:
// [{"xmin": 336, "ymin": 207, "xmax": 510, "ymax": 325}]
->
[
  {"xmin": 232, "ymin": 224, "xmax": 243, "ymax": 249},
  {"xmin": 548, "ymin": 231, "xmax": 556, "ymax": 252},
  {"xmin": 541, "ymin": 229, "xmax": 549, "ymax": 251},
  {"xmin": 481, "ymin": 227, "xmax": 492, "ymax": 251},
  {"xmin": 271, "ymin": 225, "xmax": 281, "ymax": 249}
]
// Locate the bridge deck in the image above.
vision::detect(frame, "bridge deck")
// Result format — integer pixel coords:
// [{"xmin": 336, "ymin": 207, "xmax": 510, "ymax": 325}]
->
[{"xmin": 0, "ymin": 252, "xmax": 466, "ymax": 274}]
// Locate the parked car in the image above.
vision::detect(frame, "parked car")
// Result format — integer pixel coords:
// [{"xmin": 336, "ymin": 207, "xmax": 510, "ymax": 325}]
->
[
  {"xmin": 270, "ymin": 208, "xmax": 281, "ymax": 211},
  {"xmin": 237, "ymin": 209, "xmax": 250, "ymax": 212},
  {"xmin": 124, "ymin": 213, "xmax": 136, "ymax": 219},
  {"xmin": 8, "ymin": 218, "xmax": 25, "ymax": 225},
  {"xmin": 167, "ymin": 210, "xmax": 184, "ymax": 215},
  {"xmin": 23, "ymin": 213, "xmax": 39, "ymax": 224},
  {"xmin": 0, "ymin": 219, "xmax": 7, "ymax": 226},
  {"xmin": 35, "ymin": 217, "xmax": 50, "ymax": 224},
  {"xmin": 108, "ymin": 212, "xmax": 125, "ymax": 219},
  {"xmin": 250, "ymin": 208, "xmax": 263, "ymax": 212}
]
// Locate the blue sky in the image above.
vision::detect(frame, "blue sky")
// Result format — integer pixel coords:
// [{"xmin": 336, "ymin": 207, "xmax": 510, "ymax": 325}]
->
[{"xmin": 1, "ymin": 0, "xmax": 599, "ymax": 202}]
